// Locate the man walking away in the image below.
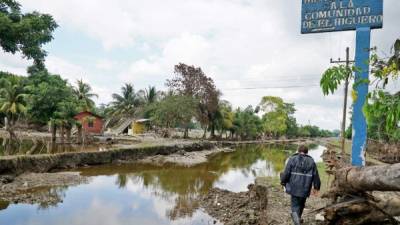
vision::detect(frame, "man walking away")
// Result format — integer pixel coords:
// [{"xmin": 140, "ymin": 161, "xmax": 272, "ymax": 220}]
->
[{"xmin": 280, "ymin": 145, "xmax": 321, "ymax": 225}]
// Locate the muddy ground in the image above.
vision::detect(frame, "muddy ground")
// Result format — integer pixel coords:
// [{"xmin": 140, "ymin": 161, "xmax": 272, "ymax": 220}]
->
[
  {"xmin": 0, "ymin": 172, "xmax": 88, "ymax": 205},
  {"xmin": 139, "ymin": 147, "xmax": 234, "ymax": 166},
  {"xmin": 0, "ymin": 146, "xmax": 230, "ymax": 205},
  {"xmin": 200, "ymin": 178, "xmax": 327, "ymax": 225}
]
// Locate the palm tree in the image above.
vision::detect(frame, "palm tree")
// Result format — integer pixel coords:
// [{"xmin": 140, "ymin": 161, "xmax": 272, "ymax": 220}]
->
[
  {"xmin": 54, "ymin": 101, "xmax": 78, "ymax": 144},
  {"xmin": 139, "ymin": 86, "xmax": 160, "ymax": 105},
  {"xmin": 0, "ymin": 77, "xmax": 27, "ymax": 139},
  {"xmin": 73, "ymin": 79, "xmax": 98, "ymax": 111},
  {"xmin": 110, "ymin": 83, "xmax": 142, "ymax": 118}
]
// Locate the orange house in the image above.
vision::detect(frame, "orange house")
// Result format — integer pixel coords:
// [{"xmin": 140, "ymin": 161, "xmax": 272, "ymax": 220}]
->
[{"xmin": 74, "ymin": 111, "xmax": 104, "ymax": 134}]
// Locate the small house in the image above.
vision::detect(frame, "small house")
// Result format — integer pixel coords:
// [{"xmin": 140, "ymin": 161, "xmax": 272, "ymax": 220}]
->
[
  {"xmin": 131, "ymin": 119, "xmax": 151, "ymax": 135},
  {"xmin": 74, "ymin": 111, "xmax": 104, "ymax": 134}
]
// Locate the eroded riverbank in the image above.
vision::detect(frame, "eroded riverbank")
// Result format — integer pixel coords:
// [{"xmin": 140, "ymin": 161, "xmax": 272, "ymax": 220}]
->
[{"xmin": 0, "ymin": 142, "xmax": 327, "ymax": 225}]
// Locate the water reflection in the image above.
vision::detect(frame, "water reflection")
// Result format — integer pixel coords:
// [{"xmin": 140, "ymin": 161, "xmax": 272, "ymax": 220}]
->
[
  {"xmin": 0, "ymin": 138, "xmax": 112, "ymax": 156},
  {"xmin": 0, "ymin": 144, "xmax": 323, "ymax": 225}
]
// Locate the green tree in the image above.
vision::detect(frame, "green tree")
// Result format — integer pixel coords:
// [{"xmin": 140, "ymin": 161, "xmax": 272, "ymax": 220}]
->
[
  {"xmin": 321, "ymin": 39, "xmax": 400, "ymax": 143},
  {"xmin": 232, "ymin": 106, "xmax": 263, "ymax": 140},
  {"xmin": 0, "ymin": 0, "xmax": 58, "ymax": 68},
  {"xmin": 0, "ymin": 76, "xmax": 27, "ymax": 139},
  {"xmin": 110, "ymin": 83, "xmax": 142, "ymax": 118},
  {"xmin": 26, "ymin": 70, "xmax": 76, "ymax": 125},
  {"xmin": 259, "ymin": 96, "xmax": 290, "ymax": 138},
  {"xmin": 53, "ymin": 101, "xmax": 79, "ymax": 143},
  {"xmin": 73, "ymin": 79, "xmax": 98, "ymax": 111},
  {"xmin": 285, "ymin": 103, "xmax": 299, "ymax": 138},
  {"xmin": 365, "ymin": 91, "xmax": 400, "ymax": 142},
  {"xmin": 152, "ymin": 95, "xmax": 197, "ymax": 137},
  {"xmin": 215, "ymin": 100, "xmax": 234, "ymax": 138},
  {"xmin": 138, "ymin": 86, "xmax": 160, "ymax": 105}
]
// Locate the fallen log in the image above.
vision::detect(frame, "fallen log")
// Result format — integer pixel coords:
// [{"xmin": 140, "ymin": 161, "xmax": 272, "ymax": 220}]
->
[
  {"xmin": 334, "ymin": 163, "xmax": 400, "ymax": 192},
  {"xmin": 323, "ymin": 193, "xmax": 400, "ymax": 225},
  {"xmin": 320, "ymin": 146, "xmax": 400, "ymax": 225}
]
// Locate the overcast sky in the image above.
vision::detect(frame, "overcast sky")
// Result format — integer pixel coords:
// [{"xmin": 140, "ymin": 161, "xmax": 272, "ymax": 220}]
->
[{"xmin": 0, "ymin": 0, "xmax": 399, "ymax": 130}]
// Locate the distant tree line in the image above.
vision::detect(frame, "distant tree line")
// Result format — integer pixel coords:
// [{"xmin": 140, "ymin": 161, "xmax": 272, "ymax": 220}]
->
[{"xmin": 0, "ymin": 0, "xmax": 338, "ymax": 141}]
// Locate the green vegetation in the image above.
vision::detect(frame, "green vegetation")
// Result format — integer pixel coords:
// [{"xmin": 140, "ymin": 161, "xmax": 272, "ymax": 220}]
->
[
  {"xmin": 109, "ymin": 83, "xmax": 142, "ymax": 119},
  {"xmin": 316, "ymin": 162, "xmax": 329, "ymax": 193},
  {"xmin": 0, "ymin": 0, "xmax": 337, "ymax": 141},
  {"xmin": 152, "ymin": 95, "xmax": 197, "ymax": 137},
  {"xmin": 0, "ymin": 0, "xmax": 57, "ymax": 69},
  {"xmin": 73, "ymin": 79, "xmax": 98, "ymax": 111},
  {"xmin": 0, "ymin": 76, "xmax": 27, "ymax": 139},
  {"xmin": 321, "ymin": 38, "xmax": 400, "ymax": 143}
]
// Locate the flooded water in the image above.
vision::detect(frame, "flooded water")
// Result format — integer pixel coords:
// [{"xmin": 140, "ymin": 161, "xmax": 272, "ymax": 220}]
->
[
  {"xmin": 0, "ymin": 138, "xmax": 112, "ymax": 156},
  {"xmin": 0, "ymin": 144, "xmax": 325, "ymax": 225}
]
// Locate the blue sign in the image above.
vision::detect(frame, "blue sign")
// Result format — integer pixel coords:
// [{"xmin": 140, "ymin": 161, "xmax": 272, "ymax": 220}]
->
[{"xmin": 301, "ymin": 0, "xmax": 383, "ymax": 34}]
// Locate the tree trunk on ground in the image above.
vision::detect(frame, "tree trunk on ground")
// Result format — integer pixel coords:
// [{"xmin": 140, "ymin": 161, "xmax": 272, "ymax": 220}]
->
[
  {"xmin": 323, "ymin": 162, "xmax": 400, "ymax": 225},
  {"xmin": 334, "ymin": 163, "xmax": 400, "ymax": 192},
  {"xmin": 324, "ymin": 192, "xmax": 400, "ymax": 225}
]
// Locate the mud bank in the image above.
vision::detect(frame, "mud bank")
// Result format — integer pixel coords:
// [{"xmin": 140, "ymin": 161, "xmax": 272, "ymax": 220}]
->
[
  {"xmin": 139, "ymin": 147, "xmax": 234, "ymax": 166},
  {"xmin": 0, "ymin": 138, "xmax": 319, "ymax": 176},
  {"xmin": 200, "ymin": 178, "xmax": 326, "ymax": 225},
  {"xmin": 0, "ymin": 172, "xmax": 88, "ymax": 205},
  {"xmin": 0, "ymin": 141, "xmax": 215, "ymax": 176},
  {"xmin": 217, "ymin": 138, "xmax": 318, "ymax": 148}
]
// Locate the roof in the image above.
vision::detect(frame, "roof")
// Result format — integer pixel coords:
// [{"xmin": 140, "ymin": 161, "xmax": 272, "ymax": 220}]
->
[
  {"xmin": 74, "ymin": 111, "xmax": 103, "ymax": 119},
  {"xmin": 135, "ymin": 119, "xmax": 151, "ymax": 123}
]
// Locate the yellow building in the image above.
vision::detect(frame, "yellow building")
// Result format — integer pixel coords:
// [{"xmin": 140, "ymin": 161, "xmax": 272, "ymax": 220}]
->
[{"xmin": 131, "ymin": 119, "xmax": 151, "ymax": 134}]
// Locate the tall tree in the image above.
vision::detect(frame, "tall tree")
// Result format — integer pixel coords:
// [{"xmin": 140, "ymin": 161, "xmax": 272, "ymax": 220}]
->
[
  {"xmin": 215, "ymin": 100, "xmax": 234, "ymax": 138},
  {"xmin": 139, "ymin": 86, "xmax": 160, "ymax": 105},
  {"xmin": 259, "ymin": 96, "xmax": 288, "ymax": 138},
  {"xmin": 152, "ymin": 95, "xmax": 197, "ymax": 138},
  {"xmin": 73, "ymin": 79, "xmax": 98, "ymax": 111},
  {"xmin": 110, "ymin": 83, "xmax": 142, "ymax": 118},
  {"xmin": 0, "ymin": 76, "xmax": 27, "ymax": 139},
  {"xmin": 26, "ymin": 70, "xmax": 76, "ymax": 125},
  {"xmin": 166, "ymin": 63, "xmax": 220, "ymax": 138},
  {"xmin": 232, "ymin": 106, "xmax": 263, "ymax": 140},
  {"xmin": 0, "ymin": 0, "xmax": 58, "ymax": 68}
]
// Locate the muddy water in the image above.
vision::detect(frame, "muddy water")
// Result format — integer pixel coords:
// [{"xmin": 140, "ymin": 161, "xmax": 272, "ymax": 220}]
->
[
  {"xmin": 0, "ymin": 138, "xmax": 112, "ymax": 156},
  {"xmin": 0, "ymin": 144, "xmax": 325, "ymax": 225}
]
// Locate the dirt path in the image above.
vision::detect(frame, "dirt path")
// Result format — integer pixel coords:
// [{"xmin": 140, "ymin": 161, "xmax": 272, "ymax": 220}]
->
[{"xmin": 200, "ymin": 182, "xmax": 327, "ymax": 225}]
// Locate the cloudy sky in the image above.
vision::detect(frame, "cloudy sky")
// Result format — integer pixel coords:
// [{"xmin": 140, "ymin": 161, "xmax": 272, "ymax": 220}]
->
[{"xmin": 1, "ymin": 0, "xmax": 399, "ymax": 130}]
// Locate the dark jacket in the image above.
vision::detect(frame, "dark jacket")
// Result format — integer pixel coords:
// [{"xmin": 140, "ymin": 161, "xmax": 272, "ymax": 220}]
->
[{"xmin": 280, "ymin": 153, "xmax": 321, "ymax": 198}]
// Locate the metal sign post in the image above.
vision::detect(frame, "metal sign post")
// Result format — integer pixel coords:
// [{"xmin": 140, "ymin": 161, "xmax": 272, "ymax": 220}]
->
[{"xmin": 301, "ymin": 0, "xmax": 383, "ymax": 166}]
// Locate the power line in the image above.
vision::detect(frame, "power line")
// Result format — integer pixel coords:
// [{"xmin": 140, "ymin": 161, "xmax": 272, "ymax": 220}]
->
[
  {"xmin": 223, "ymin": 84, "xmax": 319, "ymax": 91},
  {"xmin": 214, "ymin": 74, "xmax": 323, "ymax": 82}
]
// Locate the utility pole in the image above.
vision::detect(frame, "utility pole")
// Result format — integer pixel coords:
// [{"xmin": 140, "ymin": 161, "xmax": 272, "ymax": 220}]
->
[{"xmin": 330, "ymin": 47, "xmax": 354, "ymax": 155}]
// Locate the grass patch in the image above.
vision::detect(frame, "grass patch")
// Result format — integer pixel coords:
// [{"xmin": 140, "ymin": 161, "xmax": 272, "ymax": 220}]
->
[
  {"xmin": 329, "ymin": 139, "xmax": 386, "ymax": 165},
  {"xmin": 317, "ymin": 162, "xmax": 331, "ymax": 193}
]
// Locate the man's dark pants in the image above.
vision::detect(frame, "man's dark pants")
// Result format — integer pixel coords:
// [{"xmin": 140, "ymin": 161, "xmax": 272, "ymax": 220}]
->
[{"xmin": 291, "ymin": 195, "xmax": 307, "ymax": 217}]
